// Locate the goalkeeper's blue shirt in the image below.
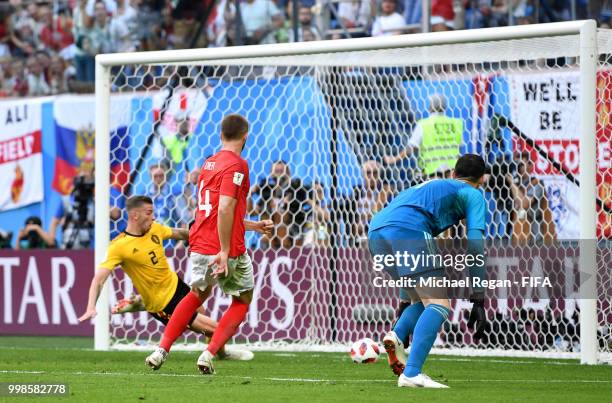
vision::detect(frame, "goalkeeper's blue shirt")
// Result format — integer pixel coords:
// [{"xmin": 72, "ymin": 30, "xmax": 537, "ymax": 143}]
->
[{"xmin": 369, "ymin": 179, "xmax": 486, "ymax": 237}]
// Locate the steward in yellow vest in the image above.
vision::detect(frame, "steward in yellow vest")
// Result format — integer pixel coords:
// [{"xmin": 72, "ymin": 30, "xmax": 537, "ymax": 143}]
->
[
  {"xmin": 417, "ymin": 114, "xmax": 463, "ymax": 176},
  {"xmin": 162, "ymin": 118, "xmax": 192, "ymax": 167},
  {"xmin": 384, "ymin": 94, "xmax": 463, "ymax": 178}
]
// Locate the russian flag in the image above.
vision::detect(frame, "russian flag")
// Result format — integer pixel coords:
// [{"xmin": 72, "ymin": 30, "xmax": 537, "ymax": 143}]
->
[
  {"xmin": 110, "ymin": 125, "xmax": 130, "ymax": 191},
  {"xmin": 52, "ymin": 95, "xmax": 132, "ymax": 195}
]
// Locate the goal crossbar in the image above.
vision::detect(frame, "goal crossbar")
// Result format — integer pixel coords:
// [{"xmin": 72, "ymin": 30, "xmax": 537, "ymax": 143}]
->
[{"xmin": 95, "ymin": 21, "xmax": 592, "ymax": 67}]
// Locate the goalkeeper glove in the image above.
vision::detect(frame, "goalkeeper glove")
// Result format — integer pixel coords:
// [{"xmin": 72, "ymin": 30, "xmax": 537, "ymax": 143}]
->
[{"xmin": 467, "ymin": 296, "xmax": 487, "ymax": 342}]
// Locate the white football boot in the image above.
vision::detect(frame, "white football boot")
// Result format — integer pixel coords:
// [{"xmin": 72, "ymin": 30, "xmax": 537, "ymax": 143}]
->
[
  {"xmin": 218, "ymin": 347, "xmax": 254, "ymax": 361},
  {"xmin": 145, "ymin": 347, "xmax": 168, "ymax": 370},
  {"xmin": 197, "ymin": 350, "xmax": 215, "ymax": 374},
  {"xmin": 382, "ymin": 331, "xmax": 407, "ymax": 376},
  {"xmin": 398, "ymin": 373, "xmax": 449, "ymax": 389}
]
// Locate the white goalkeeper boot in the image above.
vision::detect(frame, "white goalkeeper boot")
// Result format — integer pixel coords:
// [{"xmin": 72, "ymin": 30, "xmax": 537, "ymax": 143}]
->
[
  {"xmin": 197, "ymin": 350, "xmax": 215, "ymax": 374},
  {"xmin": 398, "ymin": 373, "xmax": 449, "ymax": 389},
  {"xmin": 145, "ymin": 347, "xmax": 168, "ymax": 370},
  {"xmin": 382, "ymin": 331, "xmax": 407, "ymax": 376}
]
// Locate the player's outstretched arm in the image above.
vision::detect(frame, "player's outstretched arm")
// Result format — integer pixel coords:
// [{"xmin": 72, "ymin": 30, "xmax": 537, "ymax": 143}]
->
[
  {"xmin": 383, "ymin": 146, "xmax": 413, "ymax": 165},
  {"xmin": 244, "ymin": 219, "xmax": 273, "ymax": 236},
  {"xmin": 170, "ymin": 227, "xmax": 190, "ymax": 241},
  {"xmin": 78, "ymin": 268, "xmax": 112, "ymax": 322}
]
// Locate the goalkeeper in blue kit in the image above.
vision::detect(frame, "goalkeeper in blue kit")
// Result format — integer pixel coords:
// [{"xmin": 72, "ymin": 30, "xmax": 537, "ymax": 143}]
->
[{"xmin": 368, "ymin": 154, "xmax": 488, "ymax": 388}]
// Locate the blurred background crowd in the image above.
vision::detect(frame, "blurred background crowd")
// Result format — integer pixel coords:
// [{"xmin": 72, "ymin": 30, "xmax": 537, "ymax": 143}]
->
[{"xmin": 0, "ymin": 0, "xmax": 608, "ymax": 97}]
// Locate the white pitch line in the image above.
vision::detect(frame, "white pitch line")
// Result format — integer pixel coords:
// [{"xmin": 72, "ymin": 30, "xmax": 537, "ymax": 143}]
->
[
  {"xmin": 0, "ymin": 370, "xmax": 610, "ymax": 384},
  {"xmin": 0, "ymin": 370, "xmax": 44, "ymax": 374},
  {"xmin": 429, "ymin": 357, "xmax": 581, "ymax": 366}
]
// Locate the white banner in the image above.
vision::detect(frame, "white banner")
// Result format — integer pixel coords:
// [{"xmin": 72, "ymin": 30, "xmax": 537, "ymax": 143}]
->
[
  {"xmin": 151, "ymin": 87, "xmax": 212, "ymax": 160},
  {"xmin": 508, "ymin": 71, "xmax": 581, "ymax": 239},
  {"xmin": 0, "ymin": 99, "xmax": 43, "ymax": 211}
]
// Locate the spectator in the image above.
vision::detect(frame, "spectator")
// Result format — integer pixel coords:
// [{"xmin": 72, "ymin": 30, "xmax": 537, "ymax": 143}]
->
[
  {"xmin": 15, "ymin": 216, "xmax": 56, "ymax": 249},
  {"xmin": 513, "ymin": 0, "xmax": 535, "ymax": 25},
  {"xmin": 72, "ymin": 0, "xmax": 92, "ymax": 39},
  {"xmin": 38, "ymin": 5, "xmax": 74, "ymax": 52},
  {"xmin": 508, "ymin": 151, "xmax": 557, "ymax": 243},
  {"xmin": 26, "ymin": 55, "xmax": 50, "ymax": 96},
  {"xmin": 51, "ymin": 162, "xmax": 96, "ymax": 249},
  {"xmin": 7, "ymin": 57, "xmax": 28, "ymax": 96},
  {"xmin": 240, "ymin": 0, "xmax": 283, "ymax": 45},
  {"xmin": 8, "ymin": 0, "xmax": 28, "ymax": 35},
  {"xmin": 88, "ymin": 1, "xmax": 115, "ymax": 53},
  {"xmin": 11, "ymin": 18, "xmax": 37, "ymax": 58},
  {"xmin": 75, "ymin": 0, "xmax": 115, "ymax": 83},
  {"xmin": 342, "ymin": 160, "xmax": 392, "ymax": 244},
  {"xmin": 465, "ymin": 0, "xmax": 509, "ymax": 29},
  {"xmin": 36, "ymin": 50, "xmax": 51, "ymax": 81},
  {"xmin": 25, "ymin": 2, "xmax": 39, "ymax": 23},
  {"xmin": 289, "ymin": 5, "xmax": 322, "ymax": 42},
  {"xmin": 85, "ymin": 0, "xmax": 118, "ymax": 18},
  {"xmin": 431, "ymin": 0, "xmax": 454, "ymax": 30},
  {"xmin": 110, "ymin": 0, "xmax": 139, "ymax": 53},
  {"xmin": 48, "ymin": 55, "xmax": 69, "ymax": 94},
  {"xmin": 336, "ymin": 0, "xmax": 371, "ymax": 37},
  {"xmin": 208, "ymin": 0, "xmax": 234, "ymax": 47},
  {"xmin": 0, "ymin": 8, "xmax": 11, "ymax": 59},
  {"xmin": 403, "ymin": 0, "xmax": 422, "ymax": 29},
  {"xmin": 250, "ymin": 160, "xmax": 312, "ymax": 248},
  {"xmin": 175, "ymin": 168, "xmax": 199, "ymax": 230},
  {"xmin": 302, "ymin": 27, "xmax": 317, "ymax": 41},
  {"xmin": 155, "ymin": 7, "xmax": 177, "ymax": 50},
  {"xmin": 371, "ymin": 0, "xmax": 406, "ymax": 36},
  {"xmin": 74, "ymin": 36, "xmax": 93, "ymax": 82},
  {"xmin": 402, "ymin": 0, "xmax": 455, "ymax": 31},
  {"xmin": 137, "ymin": 0, "xmax": 166, "ymax": 49},
  {"xmin": 110, "ymin": 181, "xmax": 127, "ymax": 239},
  {"xmin": 384, "ymin": 94, "xmax": 463, "ymax": 179},
  {"xmin": 0, "ymin": 227, "xmax": 12, "ymax": 248},
  {"xmin": 146, "ymin": 162, "xmax": 177, "ymax": 227},
  {"xmin": 0, "ymin": 59, "xmax": 12, "ymax": 96},
  {"xmin": 302, "ymin": 180, "xmax": 330, "ymax": 247}
]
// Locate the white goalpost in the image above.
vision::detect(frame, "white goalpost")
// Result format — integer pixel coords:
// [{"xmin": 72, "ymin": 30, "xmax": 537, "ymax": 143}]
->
[{"xmin": 94, "ymin": 20, "xmax": 610, "ymax": 364}]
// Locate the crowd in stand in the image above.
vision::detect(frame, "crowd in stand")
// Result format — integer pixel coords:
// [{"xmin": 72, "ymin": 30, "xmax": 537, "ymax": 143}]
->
[{"xmin": 0, "ymin": 0, "xmax": 608, "ymax": 97}]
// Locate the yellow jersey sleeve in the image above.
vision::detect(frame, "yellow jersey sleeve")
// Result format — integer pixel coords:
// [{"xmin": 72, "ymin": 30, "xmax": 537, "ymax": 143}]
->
[
  {"xmin": 158, "ymin": 223, "xmax": 173, "ymax": 240},
  {"xmin": 99, "ymin": 241, "xmax": 123, "ymax": 270}
]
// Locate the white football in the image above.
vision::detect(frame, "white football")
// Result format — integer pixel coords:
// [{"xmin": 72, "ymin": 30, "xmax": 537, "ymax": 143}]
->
[{"xmin": 350, "ymin": 338, "xmax": 380, "ymax": 364}]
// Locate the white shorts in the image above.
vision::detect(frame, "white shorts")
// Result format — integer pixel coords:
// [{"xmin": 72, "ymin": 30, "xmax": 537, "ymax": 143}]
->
[{"xmin": 189, "ymin": 252, "xmax": 254, "ymax": 297}]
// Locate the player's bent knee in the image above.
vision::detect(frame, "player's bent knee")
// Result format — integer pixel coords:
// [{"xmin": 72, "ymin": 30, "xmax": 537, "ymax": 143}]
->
[
  {"xmin": 236, "ymin": 289, "xmax": 253, "ymax": 304},
  {"xmin": 190, "ymin": 286, "xmax": 211, "ymax": 301}
]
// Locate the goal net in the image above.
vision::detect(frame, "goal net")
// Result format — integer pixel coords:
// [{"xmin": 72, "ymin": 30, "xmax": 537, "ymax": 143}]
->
[{"xmin": 96, "ymin": 22, "xmax": 612, "ymax": 362}]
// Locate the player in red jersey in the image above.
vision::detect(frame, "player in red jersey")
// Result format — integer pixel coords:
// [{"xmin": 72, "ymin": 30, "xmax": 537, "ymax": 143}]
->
[{"xmin": 145, "ymin": 113, "xmax": 273, "ymax": 373}]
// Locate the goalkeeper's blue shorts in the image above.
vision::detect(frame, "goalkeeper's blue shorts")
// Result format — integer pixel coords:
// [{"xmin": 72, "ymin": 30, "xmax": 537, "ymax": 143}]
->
[{"xmin": 368, "ymin": 225, "xmax": 444, "ymax": 280}]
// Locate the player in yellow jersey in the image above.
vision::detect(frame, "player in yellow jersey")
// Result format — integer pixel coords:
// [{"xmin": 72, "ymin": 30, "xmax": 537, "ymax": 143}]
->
[{"xmin": 79, "ymin": 195, "xmax": 272, "ymax": 359}]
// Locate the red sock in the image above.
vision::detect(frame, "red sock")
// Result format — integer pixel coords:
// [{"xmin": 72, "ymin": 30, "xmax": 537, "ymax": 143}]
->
[
  {"xmin": 207, "ymin": 299, "xmax": 249, "ymax": 355},
  {"xmin": 160, "ymin": 292, "xmax": 203, "ymax": 352}
]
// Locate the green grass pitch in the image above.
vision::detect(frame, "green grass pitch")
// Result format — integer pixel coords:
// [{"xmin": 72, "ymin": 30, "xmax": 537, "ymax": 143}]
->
[{"xmin": 1, "ymin": 336, "xmax": 610, "ymax": 402}]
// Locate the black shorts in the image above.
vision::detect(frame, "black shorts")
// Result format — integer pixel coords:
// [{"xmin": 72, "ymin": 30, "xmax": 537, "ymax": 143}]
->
[{"xmin": 150, "ymin": 278, "xmax": 198, "ymax": 326}]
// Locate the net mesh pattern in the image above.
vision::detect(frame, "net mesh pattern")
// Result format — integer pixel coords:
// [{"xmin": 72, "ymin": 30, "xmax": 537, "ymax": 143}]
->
[{"xmin": 104, "ymin": 31, "xmax": 612, "ymax": 360}]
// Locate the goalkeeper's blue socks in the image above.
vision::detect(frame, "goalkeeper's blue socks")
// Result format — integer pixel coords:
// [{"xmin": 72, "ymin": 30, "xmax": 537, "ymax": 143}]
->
[
  {"xmin": 392, "ymin": 301, "xmax": 424, "ymax": 343},
  {"xmin": 404, "ymin": 303, "xmax": 450, "ymax": 377}
]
